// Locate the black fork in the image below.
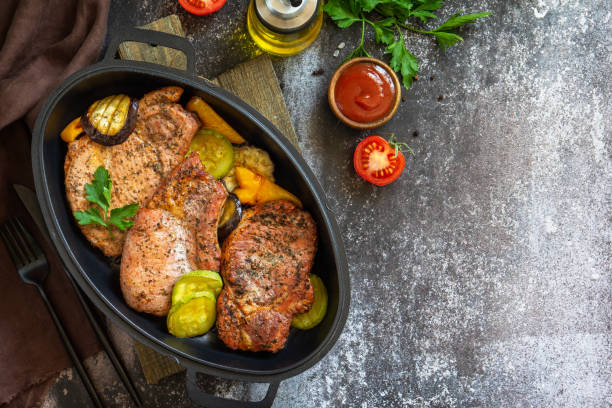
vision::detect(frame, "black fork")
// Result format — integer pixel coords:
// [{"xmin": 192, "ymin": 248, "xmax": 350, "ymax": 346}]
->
[{"xmin": 0, "ymin": 218, "xmax": 104, "ymax": 408}]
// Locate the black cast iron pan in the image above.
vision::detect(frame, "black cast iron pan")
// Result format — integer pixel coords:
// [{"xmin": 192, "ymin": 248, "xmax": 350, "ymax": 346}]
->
[{"xmin": 31, "ymin": 28, "xmax": 350, "ymax": 408}]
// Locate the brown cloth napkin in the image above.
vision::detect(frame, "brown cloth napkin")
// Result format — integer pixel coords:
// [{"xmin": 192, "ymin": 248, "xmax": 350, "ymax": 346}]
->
[{"xmin": 0, "ymin": 0, "xmax": 110, "ymax": 406}]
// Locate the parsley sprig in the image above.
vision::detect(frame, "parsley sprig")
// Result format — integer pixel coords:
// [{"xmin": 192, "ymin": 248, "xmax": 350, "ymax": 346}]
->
[
  {"xmin": 324, "ymin": 0, "xmax": 491, "ymax": 89},
  {"xmin": 73, "ymin": 166, "xmax": 139, "ymax": 238}
]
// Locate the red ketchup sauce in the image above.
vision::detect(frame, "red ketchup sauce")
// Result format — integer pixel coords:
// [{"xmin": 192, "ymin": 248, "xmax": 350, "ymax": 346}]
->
[{"xmin": 334, "ymin": 62, "xmax": 395, "ymax": 123}]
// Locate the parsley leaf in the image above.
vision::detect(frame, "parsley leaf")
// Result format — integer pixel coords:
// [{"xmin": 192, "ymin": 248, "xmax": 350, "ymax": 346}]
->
[
  {"xmin": 323, "ymin": 0, "xmax": 361, "ymax": 28},
  {"xmin": 428, "ymin": 11, "xmax": 491, "ymax": 50},
  {"xmin": 433, "ymin": 11, "xmax": 492, "ymax": 32},
  {"xmin": 386, "ymin": 39, "xmax": 418, "ymax": 89},
  {"xmin": 85, "ymin": 166, "xmax": 111, "ymax": 214},
  {"xmin": 74, "ymin": 207, "xmax": 107, "ymax": 228},
  {"xmin": 73, "ymin": 165, "xmax": 139, "ymax": 236},
  {"xmin": 365, "ymin": 17, "xmax": 397, "ymax": 45},
  {"xmin": 411, "ymin": 9, "xmax": 438, "ymax": 22},
  {"xmin": 432, "ymin": 31, "xmax": 464, "ymax": 50},
  {"xmin": 410, "ymin": 0, "xmax": 444, "ymax": 22},
  {"xmin": 377, "ymin": 16, "xmax": 397, "ymax": 27},
  {"xmin": 375, "ymin": 1, "xmax": 415, "ymax": 20},
  {"xmin": 109, "ymin": 203, "xmax": 139, "ymax": 231},
  {"xmin": 359, "ymin": 0, "xmax": 383, "ymax": 13}
]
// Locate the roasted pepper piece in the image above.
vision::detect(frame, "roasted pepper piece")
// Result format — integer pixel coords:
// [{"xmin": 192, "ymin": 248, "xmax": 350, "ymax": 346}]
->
[
  {"xmin": 233, "ymin": 166, "xmax": 302, "ymax": 208},
  {"xmin": 222, "ymin": 146, "xmax": 276, "ymax": 192},
  {"xmin": 291, "ymin": 274, "xmax": 328, "ymax": 330},
  {"xmin": 167, "ymin": 291, "xmax": 216, "ymax": 338},
  {"xmin": 60, "ymin": 117, "xmax": 85, "ymax": 142},
  {"xmin": 171, "ymin": 270, "xmax": 223, "ymax": 306},
  {"xmin": 186, "ymin": 96, "xmax": 246, "ymax": 144}
]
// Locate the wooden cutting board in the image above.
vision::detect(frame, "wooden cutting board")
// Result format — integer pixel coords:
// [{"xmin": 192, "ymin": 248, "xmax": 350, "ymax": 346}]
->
[{"xmin": 117, "ymin": 15, "xmax": 299, "ymax": 384}]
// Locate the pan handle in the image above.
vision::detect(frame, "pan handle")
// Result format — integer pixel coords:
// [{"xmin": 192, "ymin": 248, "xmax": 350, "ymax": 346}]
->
[
  {"xmin": 186, "ymin": 369, "xmax": 279, "ymax": 408},
  {"xmin": 103, "ymin": 27, "xmax": 196, "ymax": 75}
]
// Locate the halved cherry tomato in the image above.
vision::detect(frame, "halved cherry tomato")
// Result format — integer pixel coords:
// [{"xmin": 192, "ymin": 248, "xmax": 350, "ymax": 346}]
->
[
  {"xmin": 178, "ymin": 0, "xmax": 227, "ymax": 15},
  {"xmin": 353, "ymin": 135, "xmax": 406, "ymax": 186}
]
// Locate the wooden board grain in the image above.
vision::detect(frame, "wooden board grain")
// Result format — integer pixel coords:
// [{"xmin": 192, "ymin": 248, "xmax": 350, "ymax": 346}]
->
[
  {"xmin": 119, "ymin": 15, "xmax": 299, "ymax": 384},
  {"xmin": 132, "ymin": 342, "xmax": 182, "ymax": 385},
  {"xmin": 212, "ymin": 57, "xmax": 299, "ymax": 147}
]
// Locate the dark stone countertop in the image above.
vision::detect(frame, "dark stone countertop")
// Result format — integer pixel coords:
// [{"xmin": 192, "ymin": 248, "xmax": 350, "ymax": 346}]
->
[{"xmin": 44, "ymin": 0, "xmax": 611, "ymax": 407}]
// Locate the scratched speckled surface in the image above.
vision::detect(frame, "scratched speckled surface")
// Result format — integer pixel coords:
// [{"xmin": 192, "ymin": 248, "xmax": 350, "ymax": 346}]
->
[{"xmin": 43, "ymin": 0, "xmax": 611, "ymax": 407}]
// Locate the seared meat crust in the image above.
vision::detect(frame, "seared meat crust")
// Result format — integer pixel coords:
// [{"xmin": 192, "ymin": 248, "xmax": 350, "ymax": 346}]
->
[
  {"xmin": 216, "ymin": 200, "xmax": 316, "ymax": 352},
  {"xmin": 147, "ymin": 153, "xmax": 228, "ymax": 271},
  {"xmin": 120, "ymin": 209, "xmax": 195, "ymax": 316},
  {"xmin": 120, "ymin": 154, "xmax": 227, "ymax": 316},
  {"xmin": 64, "ymin": 86, "xmax": 199, "ymax": 257}
]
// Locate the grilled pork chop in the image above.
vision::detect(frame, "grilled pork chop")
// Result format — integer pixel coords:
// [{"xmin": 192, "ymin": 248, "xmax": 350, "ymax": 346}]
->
[
  {"xmin": 65, "ymin": 86, "xmax": 199, "ymax": 257},
  {"xmin": 216, "ymin": 200, "xmax": 317, "ymax": 352},
  {"xmin": 120, "ymin": 154, "xmax": 227, "ymax": 316}
]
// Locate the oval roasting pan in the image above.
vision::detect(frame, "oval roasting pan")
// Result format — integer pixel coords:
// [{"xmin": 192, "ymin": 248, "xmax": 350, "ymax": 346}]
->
[{"xmin": 31, "ymin": 29, "xmax": 349, "ymax": 407}]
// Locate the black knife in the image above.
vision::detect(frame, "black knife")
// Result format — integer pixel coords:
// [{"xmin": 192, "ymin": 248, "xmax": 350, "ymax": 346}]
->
[{"xmin": 14, "ymin": 184, "xmax": 143, "ymax": 407}]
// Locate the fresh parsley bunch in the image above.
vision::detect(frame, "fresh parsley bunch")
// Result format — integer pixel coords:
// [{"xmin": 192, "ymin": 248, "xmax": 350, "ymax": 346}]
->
[
  {"xmin": 73, "ymin": 166, "xmax": 139, "ymax": 237},
  {"xmin": 323, "ymin": 0, "xmax": 491, "ymax": 89}
]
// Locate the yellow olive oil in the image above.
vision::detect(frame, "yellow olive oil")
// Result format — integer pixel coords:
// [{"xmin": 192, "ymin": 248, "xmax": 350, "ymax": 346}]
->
[{"xmin": 246, "ymin": 0, "xmax": 323, "ymax": 57}]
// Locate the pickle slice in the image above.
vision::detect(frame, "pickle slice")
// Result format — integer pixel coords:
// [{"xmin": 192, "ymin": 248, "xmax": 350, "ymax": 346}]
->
[
  {"xmin": 167, "ymin": 291, "xmax": 216, "ymax": 338},
  {"xmin": 291, "ymin": 274, "xmax": 328, "ymax": 330},
  {"xmin": 172, "ymin": 270, "xmax": 223, "ymax": 305},
  {"xmin": 187, "ymin": 129, "xmax": 234, "ymax": 179}
]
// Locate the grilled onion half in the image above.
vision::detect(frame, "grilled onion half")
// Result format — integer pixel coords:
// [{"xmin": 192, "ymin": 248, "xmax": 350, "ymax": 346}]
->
[{"xmin": 81, "ymin": 94, "xmax": 138, "ymax": 146}]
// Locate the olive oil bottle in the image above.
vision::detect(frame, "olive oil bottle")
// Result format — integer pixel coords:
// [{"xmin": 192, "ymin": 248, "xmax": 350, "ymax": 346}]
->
[{"xmin": 246, "ymin": 0, "xmax": 323, "ymax": 57}]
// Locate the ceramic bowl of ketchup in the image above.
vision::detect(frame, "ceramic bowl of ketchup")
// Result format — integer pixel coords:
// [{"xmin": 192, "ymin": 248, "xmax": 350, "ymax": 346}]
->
[{"xmin": 328, "ymin": 57, "xmax": 401, "ymax": 130}]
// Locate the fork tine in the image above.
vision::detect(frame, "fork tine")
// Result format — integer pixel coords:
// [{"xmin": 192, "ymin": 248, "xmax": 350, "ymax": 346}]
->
[
  {"xmin": 0, "ymin": 222, "xmax": 26, "ymax": 267},
  {"xmin": 9, "ymin": 219, "xmax": 36, "ymax": 263},
  {"xmin": 13, "ymin": 218, "xmax": 44, "ymax": 261}
]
